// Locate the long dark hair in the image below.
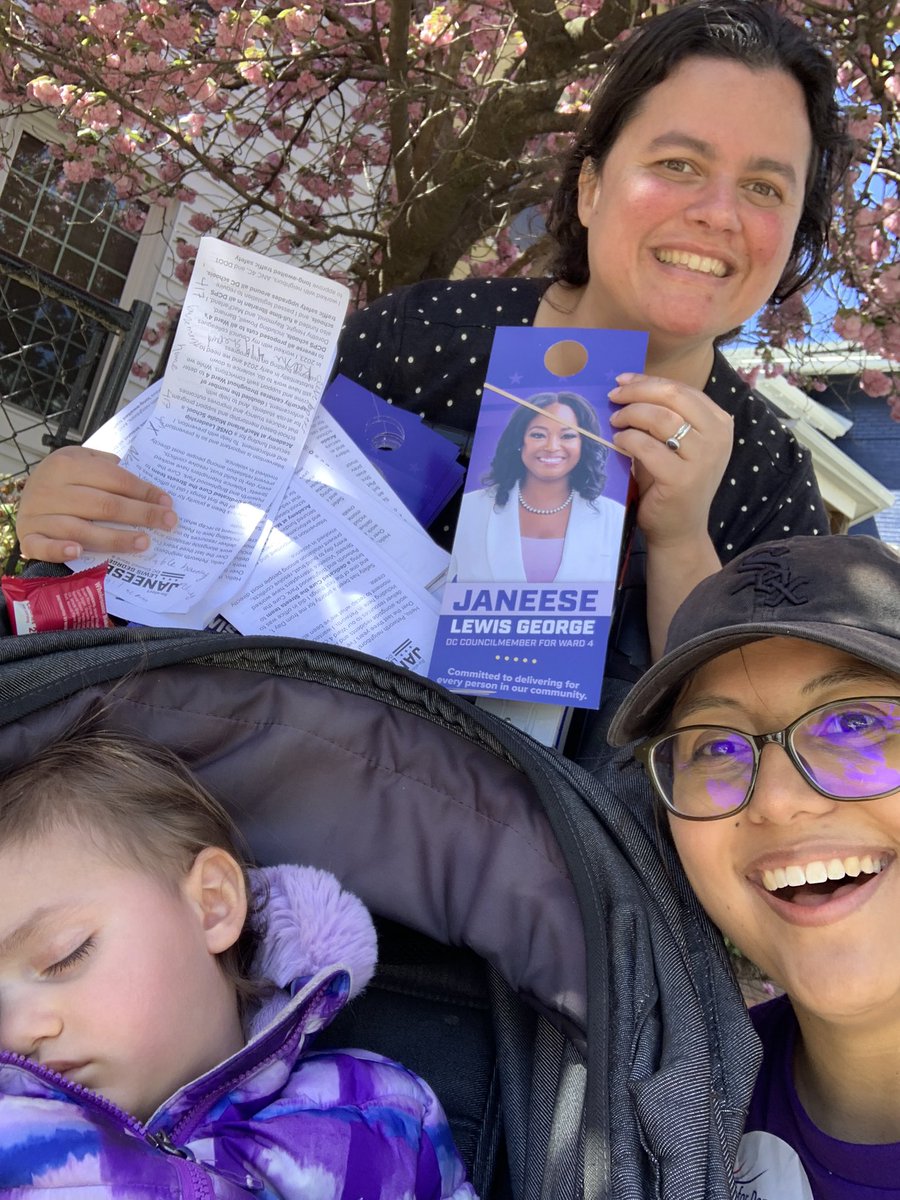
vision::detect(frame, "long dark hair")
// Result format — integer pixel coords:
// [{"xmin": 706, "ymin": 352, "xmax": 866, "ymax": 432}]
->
[
  {"xmin": 483, "ymin": 391, "xmax": 608, "ymax": 507},
  {"xmin": 547, "ymin": 0, "xmax": 852, "ymax": 305}
]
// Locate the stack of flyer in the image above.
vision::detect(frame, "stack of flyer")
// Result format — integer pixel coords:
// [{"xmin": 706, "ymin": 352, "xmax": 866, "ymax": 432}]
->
[
  {"xmin": 70, "ymin": 238, "xmax": 449, "ymax": 677},
  {"xmin": 74, "ymin": 238, "xmax": 646, "ymax": 747}
]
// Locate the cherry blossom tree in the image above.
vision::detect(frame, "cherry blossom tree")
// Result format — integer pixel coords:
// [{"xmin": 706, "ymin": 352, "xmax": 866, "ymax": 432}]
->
[{"xmin": 0, "ymin": 0, "xmax": 897, "ymax": 406}]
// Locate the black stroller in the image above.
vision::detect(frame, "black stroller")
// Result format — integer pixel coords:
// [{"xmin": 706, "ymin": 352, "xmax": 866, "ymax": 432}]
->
[{"xmin": 0, "ymin": 627, "xmax": 760, "ymax": 1199}]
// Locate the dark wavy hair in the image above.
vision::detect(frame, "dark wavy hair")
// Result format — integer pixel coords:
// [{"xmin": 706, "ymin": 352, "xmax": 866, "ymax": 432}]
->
[
  {"xmin": 547, "ymin": 0, "xmax": 852, "ymax": 305},
  {"xmin": 484, "ymin": 391, "xmax": 609, "ymax": 507}
]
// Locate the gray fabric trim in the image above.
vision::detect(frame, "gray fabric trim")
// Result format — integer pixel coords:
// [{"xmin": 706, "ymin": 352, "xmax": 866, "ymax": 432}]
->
[{"xmin": 0, "ymin": 660, "xmax": 587, "ymax": 1040}]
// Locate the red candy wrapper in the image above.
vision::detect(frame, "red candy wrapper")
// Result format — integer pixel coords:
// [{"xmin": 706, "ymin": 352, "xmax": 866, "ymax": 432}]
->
[{"xmin": 2, "ymin": 563, "xmax": 112, "ymax": 634}]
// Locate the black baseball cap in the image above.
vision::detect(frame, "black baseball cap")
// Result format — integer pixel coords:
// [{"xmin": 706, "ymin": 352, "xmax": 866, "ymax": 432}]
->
[{"xmin": 608, "ymin": 535, "xmax": 900, "ymax": 745}]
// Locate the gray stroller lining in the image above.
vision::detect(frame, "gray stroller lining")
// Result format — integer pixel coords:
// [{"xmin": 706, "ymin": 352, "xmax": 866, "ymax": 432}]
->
[{"xmin": 0, "ymin": 662, "xmax": 587, "ymax": 1044}]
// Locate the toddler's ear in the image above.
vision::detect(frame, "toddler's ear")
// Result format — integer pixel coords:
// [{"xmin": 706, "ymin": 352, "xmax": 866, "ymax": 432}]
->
[{"xmin": 184, "ymin": 847, "xmax": 247, "ymax": 955}]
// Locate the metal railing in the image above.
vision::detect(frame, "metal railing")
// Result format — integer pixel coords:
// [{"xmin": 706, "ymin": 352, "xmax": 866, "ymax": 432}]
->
[{"xmin": 0, "ymin": 245, "xmax": 151, "ymax": 478}]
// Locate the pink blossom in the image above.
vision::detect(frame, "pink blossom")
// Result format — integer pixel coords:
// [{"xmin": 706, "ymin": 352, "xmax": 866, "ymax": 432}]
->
[
  {"xmin": 736, "ymin": 365, "xmax": 761, "ymax": 388},
  {"xmin": 184, "ymin": 70, "xmax": 216, "ymax": 103},
  {"xmin": 61, "ymin": 158, "xmax": 95, "ymax": 183},
  {"xmin": 174, "ymin": 258, "xmax": 194, "ymax": 285},
  {"xmin": 175, "ymin": 240, "xmax": 197, "ymax": 261},
  {"xmin": 120, "ymin": 206, "xmax": 146, "ymax": 232},
  {"xmin": 847, "ymin": 114, "xmax": 877, "ymax": 142},
  {"xmin": 860, "ymin": 369, "xmax": 894, "ymax": 398},
  {"xmin": 130, "ymin": 361, "xmax": 152, "ymax": 380},
  {"xmin": 113, "ymin": 176, "xmax": 135, "ymax": 197},
  {"xmin": 160, "ymin": 15, "xmax": 195, "ymax": 45},
  {"xmin": 188, "ymin": 211, "xmax": 216, "ymax": 233},
  {"xmin": 282, "ymin": 7, "xmax": 319, "ymax": 37},
  {"xmin": 110, "ymin": 132, "xmax": 135, "ymax": 156},
  {"xmin": 419, "ymin": 7, "xmax": 455, "ymax": 47},
  {"xmin": 181, "ymin": 112, "xmax": 206, "ymax": 138},
  {"xmin": 886, "ymin": 73, "xmax": 900, "ymax": 102},
  {"xmin": 833, "ymin": 311, "xmax": 863, "ymax": 342},
  {"xmin": 27, "ymin": 76, "xmax": 63, "ymax": 106},
  {"xmin": 237, "ymin": 62, "xmax": 266, "ymax": 87},
  {"xmin": 135, "ymin": 16, "xmax": 165, "ymax": 49},
  {"xmin": 89, "ymin": 2, "xmax": 129, "ymax": 37},
  {"xmin": 86, "ymin": 99, "xmax": 121, "ymax": 132}
]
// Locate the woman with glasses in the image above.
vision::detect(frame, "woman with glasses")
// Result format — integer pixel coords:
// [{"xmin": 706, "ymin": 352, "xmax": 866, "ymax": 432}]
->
[{"xmin": 609, "ymin": 533, "xmax": 900, "ymax": 1199}]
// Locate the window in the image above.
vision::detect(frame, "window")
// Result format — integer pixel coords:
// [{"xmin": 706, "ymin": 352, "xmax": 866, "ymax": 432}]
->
[{"xmin": 0, "ymin": 131, "xmax": 145, "ymax": 421}]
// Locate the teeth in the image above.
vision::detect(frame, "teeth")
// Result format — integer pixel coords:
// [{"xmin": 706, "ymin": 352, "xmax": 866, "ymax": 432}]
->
[
  {"xmin": 761, "ymin": 855, "xmax": 886, "ymax": 892},
  {"xmin": 805, "ymin": 861, "xmax": 827, "ymax": 884},
  {"xmin": 656, "ymin": 249, "xmax": 728, "ymax": 277}
]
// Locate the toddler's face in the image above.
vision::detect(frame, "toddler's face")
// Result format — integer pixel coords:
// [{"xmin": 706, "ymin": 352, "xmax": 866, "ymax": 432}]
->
[{"xmin": 0, "ymin": 825, "xmax": 245, "ymax": 1121}]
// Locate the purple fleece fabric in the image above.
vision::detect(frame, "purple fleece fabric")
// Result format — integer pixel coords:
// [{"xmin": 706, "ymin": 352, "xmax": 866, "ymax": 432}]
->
[{"xmin": 0, "ymin": 864, "xmax": 476, "ymax": 1200}]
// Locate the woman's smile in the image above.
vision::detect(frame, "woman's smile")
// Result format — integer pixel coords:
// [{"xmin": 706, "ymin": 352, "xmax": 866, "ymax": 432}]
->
[
  {"xmin": 520, "ymin": 402, "xmax": 582, "ymax": 484},
  {"xmin": 570, "ymin": 57, "xmax": 812, "ymax": 379},
  {"xmin": 748, "ymin": 848, "xmax": 893, "ymax": 927}
]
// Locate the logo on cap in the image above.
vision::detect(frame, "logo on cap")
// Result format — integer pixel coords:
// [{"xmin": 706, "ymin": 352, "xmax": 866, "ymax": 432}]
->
[{"xmin": 731, "ymin": 546, "xmax": 809, "ymax": 608}]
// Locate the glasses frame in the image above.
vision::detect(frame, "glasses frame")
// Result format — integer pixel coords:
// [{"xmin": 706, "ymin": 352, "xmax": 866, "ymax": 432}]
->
[{"xmin": 635, "ymin": 695, "xmax": 900, "ymax": 822}]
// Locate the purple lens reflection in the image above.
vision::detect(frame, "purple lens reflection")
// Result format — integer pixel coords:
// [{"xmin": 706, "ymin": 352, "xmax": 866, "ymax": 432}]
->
[
  {"xmin": 801, "ymin": 750, "xmax": 900, "ymax": 797},
  {"xmin": 704, "ymin": 777, "xmax": 749, "ymax": 813},
  {"xmin": 797, "ymin": 701, "xmax": 900, "ymax": 798},
  {"xmin": 660, "ymin": 730, "xmax": 753, "ymax": 816}
]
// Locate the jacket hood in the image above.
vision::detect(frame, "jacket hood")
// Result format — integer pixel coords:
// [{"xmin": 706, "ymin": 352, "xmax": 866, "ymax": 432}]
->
[{"xmin": 246, "ymin": 864, "xmax": 377, "ymax": 1039}]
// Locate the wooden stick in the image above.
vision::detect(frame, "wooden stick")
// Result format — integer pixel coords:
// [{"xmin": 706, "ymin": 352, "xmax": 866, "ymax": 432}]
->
[{"xmin": 483, "ymin": 382, "xmax": 631, "ymax": 458}]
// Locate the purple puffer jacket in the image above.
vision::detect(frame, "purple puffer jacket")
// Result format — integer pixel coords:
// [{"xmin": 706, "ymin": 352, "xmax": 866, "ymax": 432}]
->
[{"xmin": 0, "ymin": 865, "xmax": 477, "ymax": 1200}]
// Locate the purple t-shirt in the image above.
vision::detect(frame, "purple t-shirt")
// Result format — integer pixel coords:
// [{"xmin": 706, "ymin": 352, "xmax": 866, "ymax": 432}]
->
[{"xmin": 735, "ymin": 995, "xmax": 900, "ymax": 1198}]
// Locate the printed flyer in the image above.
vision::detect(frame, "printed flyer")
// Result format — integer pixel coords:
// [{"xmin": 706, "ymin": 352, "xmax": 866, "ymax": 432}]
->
[{"xmin": 428, "ymin": 327, "xmax": 646, "ymax": 708}]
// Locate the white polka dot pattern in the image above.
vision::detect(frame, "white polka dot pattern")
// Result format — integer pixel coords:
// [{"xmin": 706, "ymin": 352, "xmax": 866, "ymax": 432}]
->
[{"xmin": 333, "ymin": 276, "xmax": 827, "ymax": 567}]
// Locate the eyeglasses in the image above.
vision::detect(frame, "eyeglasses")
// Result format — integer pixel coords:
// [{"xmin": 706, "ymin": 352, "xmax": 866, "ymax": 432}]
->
[{"xmin": 635, "ymin": 697, "xmax": 900, "ymax": 821}]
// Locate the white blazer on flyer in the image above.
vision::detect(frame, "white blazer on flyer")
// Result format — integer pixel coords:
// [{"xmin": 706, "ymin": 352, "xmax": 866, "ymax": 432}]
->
[{"xmin": 449, "ymin": 487, "xmax": 625, "ymax": 583}]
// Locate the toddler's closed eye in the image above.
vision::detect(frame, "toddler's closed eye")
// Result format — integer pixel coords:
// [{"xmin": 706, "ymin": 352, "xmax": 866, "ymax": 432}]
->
[{"xmin": 44, "ymin": 936, "xmax": 95, "ymax": 978}]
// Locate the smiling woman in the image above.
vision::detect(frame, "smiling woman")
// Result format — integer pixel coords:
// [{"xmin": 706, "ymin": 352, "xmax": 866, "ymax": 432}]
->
[
  {"xmin": 610, "ymin": 534, "xmax": 900, "ymax": 1198},
  {"xmin": 12, "ymin": 3, "xmax": 854, "ymax": 736},
  {"xmin": 449, "ymin": 390, "xmax": 625, "ymax": 584},
  {"xmin": 563, "ymin": 59, "xmax": 811, "ymax": 367}
]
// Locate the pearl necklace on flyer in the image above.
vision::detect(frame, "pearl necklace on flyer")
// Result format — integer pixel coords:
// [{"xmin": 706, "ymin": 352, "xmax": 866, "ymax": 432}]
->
[{"xmin": 517, "ymin": 483, "xmax": 574, "ymax": 516}]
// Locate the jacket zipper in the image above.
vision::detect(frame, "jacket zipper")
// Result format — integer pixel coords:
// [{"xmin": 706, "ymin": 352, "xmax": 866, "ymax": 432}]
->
[
  {"xmin": 0, "ymin": 1051, "xmax": 147, "ymax": 1136},
  {"xmin": 1, "ymin": 1051, "xmax": 253, "ymax": 1195},
  {"xmin": 0, "ymin": 1053, "xmax": 204, "ymax": 1170}
]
